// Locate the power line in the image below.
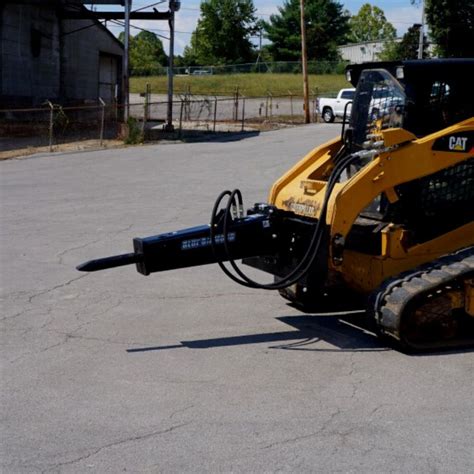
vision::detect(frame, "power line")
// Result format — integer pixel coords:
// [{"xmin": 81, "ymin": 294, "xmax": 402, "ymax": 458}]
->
[
  {"xmin": 108, "ymin": 22, "xmax": 188, "ymax": 36},
  {"xmin": 133, "ymin": 1, "xmax": 167, "ymax": 13},
  {"xmin": 110, "ymin": 19, "xmax": 169, "ymax": 39},
  {"xmin": 180, "ymin": 6, "xmax": 273, "ymax": 18},
  {"xmin": 62, "ymin": 19, "xmax": 108, "ymax": 36}
]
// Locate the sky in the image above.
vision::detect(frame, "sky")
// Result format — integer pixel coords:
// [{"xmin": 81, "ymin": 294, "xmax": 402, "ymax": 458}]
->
[{"xmin": 99, "ymin": 1, "xmax": 424, "ymax": 55}]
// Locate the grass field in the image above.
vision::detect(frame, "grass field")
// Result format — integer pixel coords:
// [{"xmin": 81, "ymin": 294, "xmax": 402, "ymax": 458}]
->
[{"xmin": 130, "ymin": 73, "xmax": 350, "ymax": 97}]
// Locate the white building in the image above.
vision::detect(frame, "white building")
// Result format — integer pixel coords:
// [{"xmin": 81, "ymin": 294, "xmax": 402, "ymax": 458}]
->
[{"xmin": 338, "ymin": 39, "xmax": 400, "ymax": 64}]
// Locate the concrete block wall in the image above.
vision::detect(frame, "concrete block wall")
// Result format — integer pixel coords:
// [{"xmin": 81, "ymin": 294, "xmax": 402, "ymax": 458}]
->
[
  {"xmin": 1, "ymin": 3, "xmax": 61, "ymax": 106},
  {"xmin": 0, "ymin": 2, "xmax": 123, "ymax": 107}
]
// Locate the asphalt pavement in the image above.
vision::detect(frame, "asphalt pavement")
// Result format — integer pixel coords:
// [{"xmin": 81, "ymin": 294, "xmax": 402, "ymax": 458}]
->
[{"xmin": 1, "ymin": 123, "xmax": 473, "ymax": 473}]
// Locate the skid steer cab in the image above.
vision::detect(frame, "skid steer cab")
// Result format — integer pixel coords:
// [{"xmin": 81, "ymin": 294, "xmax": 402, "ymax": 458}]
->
[{"xmin": 79, "ymin": 59, "xmax": 474, "ymax": 352}]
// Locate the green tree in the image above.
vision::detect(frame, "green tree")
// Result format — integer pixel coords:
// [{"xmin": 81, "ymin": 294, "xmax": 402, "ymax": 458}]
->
[
  {"xmin": 349, "ymin": 4, "xmax": 397, "ymax": 43},
  {"xmin": 264, "ymin": 0, "xmax": 350, "ymax": 62},
  {"xmin": 182, "ymin": 28, "xmax": 212, "ymax": 66},
  {"xmin": 379, "ymin": 24, "xmax": 429, "ymax": 60},
  {"xmin": 183, "ymin": 0, "xmax": 257, "ymax": 65},
  {"xmin": 422, "ymin": 0, "xmax": 474, "ymax": 57},
  {"xmin": 119, "ymin": 30, "xmax": 167, "ymax": 75},
  {"xmin": 398, "ymin": 24, "xmax": 429, "ymax": 59},
  {"xmin": 173, "ymin": 55, "xmax": 186, "ymax": 68}
]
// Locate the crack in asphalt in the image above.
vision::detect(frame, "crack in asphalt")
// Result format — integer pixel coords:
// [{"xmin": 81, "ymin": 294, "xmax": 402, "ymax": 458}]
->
[
  {"xmin": 68, "ymin": 297, "xmax": 123, "ymax": 336},
  {"xmin": 262, "ymin": 407, "xmax": 342, "ymax": 450},
  {"xmin": 56, "ymin": 237, "xmax": 104, "ymax": 265},
  {"xmin": 1, "ymin": 273, "xmax": 89, "ymax": 323},
  {"xmin": 36, "ymin": 298, "xmax": 126, "ymax": 353},
  {"xmin": 6, "ymin": 296, "xmax": 123, "ymax": 362},
  {"xmin": 0, "ymin": 290, "xmax": 31, "ymax": 301},
  {"xmin": 169, "ymin": 405, "xmax": 195, "ymax": 420},
  {"xmin": 28, "ymin": 274, "xmax": 89, "ymax": 304},
  {"xmin": 47, "ymin": 332, "xmax": 133, "ymax": 347},
  {"xmin": 0, "ymin": 307, "xmax": 36, "ymax": 323},
  {"xmin": 55, "ymin": 222, "xmax": 134, "ymax": 265},
  {"xmin": 262, "ymin": 431, "xmax": 324, "ymax": 450},
  {"xmin": 5, "ymin": 288, "xmax": 263, "ymax": 359},
  {"xmin": 41, "ymin": 422, "xmax": 191, "ymax": 473},
  {"xmin": 38, "ymin": 335, "xmax": 70, "ymax": 354},
  {"xmin": 259, "ymin": 353, "xmax": 369, "ymax": 452},
  {"xmin": 347, "ymin": 352, "xmax": 364, "ymax": 401}
]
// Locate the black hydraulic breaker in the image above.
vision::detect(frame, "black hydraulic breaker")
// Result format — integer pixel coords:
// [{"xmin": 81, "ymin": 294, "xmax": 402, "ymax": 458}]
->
[
  {"xmin": 76, "ymin": 198, "xmax": 330, "ymax": 297},
  {"xmin": 78, "ymin": 204, "xmax": 286, "ymax": 276}
]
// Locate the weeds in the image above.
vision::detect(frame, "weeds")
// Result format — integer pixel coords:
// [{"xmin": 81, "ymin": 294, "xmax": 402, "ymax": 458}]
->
[{"xmin": 124, "ymin": 117, "xmax": 143, "ymax": 144}]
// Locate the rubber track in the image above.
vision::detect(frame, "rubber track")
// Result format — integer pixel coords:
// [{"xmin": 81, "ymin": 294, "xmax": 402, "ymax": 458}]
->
[{"xmin": 371, "ymin": 246, "xmax": 474, "ymax": 349}]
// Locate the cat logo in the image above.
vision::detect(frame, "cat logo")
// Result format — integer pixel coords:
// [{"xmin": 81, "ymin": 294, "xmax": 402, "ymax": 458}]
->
[
  {"xmin": 432, "ymin": 131, "xmax": 474, "ymax": 153},
  {"xmin": 449, "ymin": 136, "xmax": 468, "ymax": 151}
]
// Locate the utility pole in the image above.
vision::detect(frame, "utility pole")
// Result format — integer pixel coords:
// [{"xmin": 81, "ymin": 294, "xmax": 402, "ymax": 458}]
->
[
  {"xmin": 165, "ymin": 0, "xmax": 181, "ymax": 132},
  {"xmin": 255, "ymin": 21, "xmax": 263, "ymax": 71},
  {"xmin": 300, "ymin": 0, "xmax": 310, "ymax": 124},
  {"xmin": 418, "ymin": 0, "xmax": 425, "ymax": 59},
  {"xmin": 123, "ymin": 0, "xmax": 131, "ymax": 121}
]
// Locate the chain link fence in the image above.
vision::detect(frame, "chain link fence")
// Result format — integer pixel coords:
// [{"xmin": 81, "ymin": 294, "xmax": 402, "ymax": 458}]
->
[
  {"xmin": 130, "ymin": 90, "xmax": 321, "ymax": 139},
  {"xmin": 1, "ymin": 89, "xmax": 330, "ymax": 156},
  {"xmin": 131, "ymin": 60, "xmax": 348, "ymax": 77},
  {"xmin": 0, "ymin": 101, "xmax": 121, "ymax": 155}
]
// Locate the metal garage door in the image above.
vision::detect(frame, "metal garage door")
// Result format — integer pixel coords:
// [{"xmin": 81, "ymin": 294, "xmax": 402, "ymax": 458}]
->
[{"xmin": 99, "ymin": 53, "xmax": 119, "ymax": 103}]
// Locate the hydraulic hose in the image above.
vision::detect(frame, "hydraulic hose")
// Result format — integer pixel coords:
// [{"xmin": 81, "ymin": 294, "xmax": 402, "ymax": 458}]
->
[{"xmin": 210, "ymin": 149, "xmax": 362, "ymax": 290}]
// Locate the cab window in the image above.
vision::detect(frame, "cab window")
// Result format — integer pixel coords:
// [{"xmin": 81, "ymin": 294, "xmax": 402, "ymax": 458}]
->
[{"xmin": 341, "ymin": 90, "xmax": 355, "ymax": 100}]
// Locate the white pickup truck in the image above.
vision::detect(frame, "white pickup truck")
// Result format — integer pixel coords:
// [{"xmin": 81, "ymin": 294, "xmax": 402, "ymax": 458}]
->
[{"xmin": 317, "ymin": 88, "xmax": 355, "ymax": 123}]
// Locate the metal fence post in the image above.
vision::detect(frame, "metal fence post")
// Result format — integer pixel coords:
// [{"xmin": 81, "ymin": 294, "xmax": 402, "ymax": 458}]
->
[
  {"xmin": 178, "ymin": 99, "xmax": 184, "ymax": 138},
  {"xmin": 213, "ymin": 97, "xmax": 217, "ymax": 133},
  {"xmin": 145, "ymin": 82, "xmax": 151, "ymax": 121},
  {"xmin": 233, "ymin": 88, "xmax": 236, "ymax": 121},
  {"xmin": 269, "ymin": 93, "xmax": 273, "ymax": 118},
  {"xmin": 241, "ymin": 96, "xmax": 246, "ymax": 132},
  {"xmin": 99, "ymin": 97, "xmax": 106, "ymax": 146},
  {"xmin": 265, "ymin": 93, "xmax": 269, "ymax": 118},
  {"xmin": 313, "ymin": 87, "xmax": 319, "ymax": 122},
  {"xmin": 46, "ymin": 100, "xmax": 54, "ymax": 152},
  {"xmin": 234, "ymin": 87, "xmax": 240, "ymax": 122},
  {"xmin": 142, "ymin": 87, "xmax": 148, "ymax": 136},
  {"xmin": 185, "ymin": 85, "xmax": 191, "ymax": 121},
  {"xmin": 289, "ymin": 90, "xmax": 294, "ymax": 119}
]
